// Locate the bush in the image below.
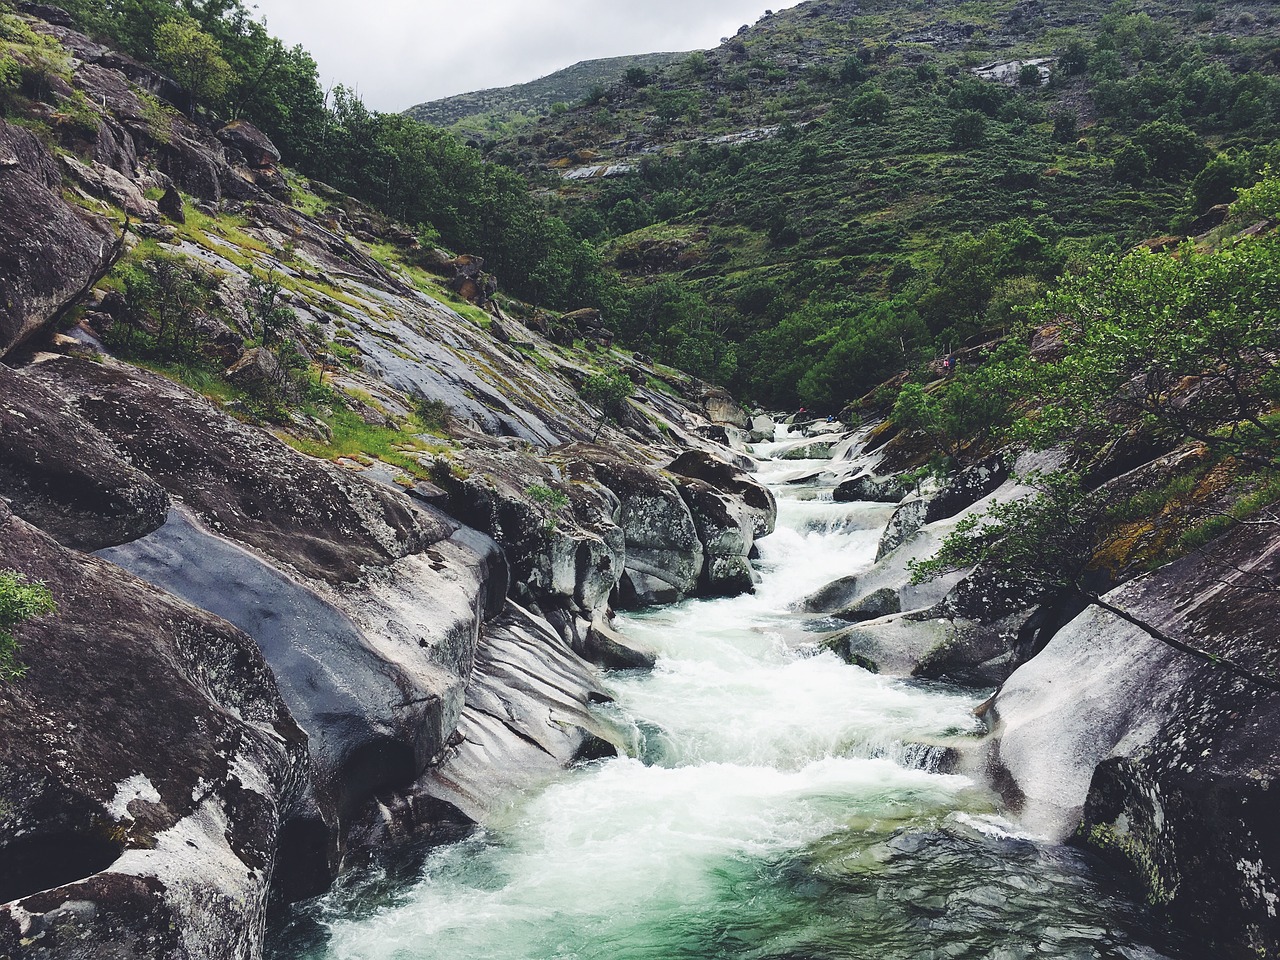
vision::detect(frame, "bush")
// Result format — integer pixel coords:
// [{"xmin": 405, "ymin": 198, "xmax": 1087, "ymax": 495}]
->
[
  {"xmin": 1231, "ymin": 167, "xmax": 1280, "ymax": 223},
  {"xmin": 0, "ymin": 570, "xmax": 55, "ymax": 682}
]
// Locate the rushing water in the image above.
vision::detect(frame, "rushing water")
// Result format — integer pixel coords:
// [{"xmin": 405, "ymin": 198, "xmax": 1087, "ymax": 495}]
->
[{"xmin": 272, "ymin": 454, "xmax": 1185, "ymax": 960}]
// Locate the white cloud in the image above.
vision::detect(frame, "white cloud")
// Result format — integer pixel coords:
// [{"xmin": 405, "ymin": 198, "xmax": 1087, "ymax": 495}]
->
[{"xmin": 249, "ymin": 0, "xmax": 805, "ymax": 111}]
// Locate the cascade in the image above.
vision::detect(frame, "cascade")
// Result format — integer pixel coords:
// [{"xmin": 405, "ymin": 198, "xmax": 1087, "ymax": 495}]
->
[{"xmin": 274, "ymin": 457, "xmax": 1183, "ymax": 960}]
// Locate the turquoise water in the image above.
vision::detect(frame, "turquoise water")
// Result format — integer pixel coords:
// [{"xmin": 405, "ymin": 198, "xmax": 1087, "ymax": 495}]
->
[{"xmin": 272, "ymin": 464, "xmax": 1183, "ymax": 960}]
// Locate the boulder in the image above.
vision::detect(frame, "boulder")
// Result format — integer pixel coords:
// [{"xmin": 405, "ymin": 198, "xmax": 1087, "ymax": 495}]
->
[
  {"xmin": 0, "ymin": 364, "xmax": 168, "ymax": 550},
  {"xmin": 675, "ymin": 477, "xmax": 757, "ymax": 596},
  {"xmin": 833, "ymin": 586, "xmax": 901, "ymax": 622},
  {"xmin": 666, "ymin": 450, "xmax": 776, "ymax": 538},
  {"xmin": 0, "ymin": 503, "xmax": 310, "ymax": 960},
  {"xmin": 0, "ymin": 121, "xmax": 120, "ymax": 357},
  {"xmin": 373, "ymin": 603, "xmax": 626, "ymax": 829},
  {"xmin": 224, "ymin": 345, "xmax": 286, "ymax": 393},
  {"xmin": 563, "ymin": 307, "xmax": 603, "ymax": 331},
  {"xmin": 158, "ymin": 184, "xmax": 185, "ymax": 222},
  {"xmin": 215, "ymin": 120, "xmax": 281, "ymax": 169},
  {"xmin": 667, "ymin": 450, "xmax": 777, "ymax": 597},
  {"xmin": 986, "ymin": 519, "xmax": 1280, "ymax": 955},
  {"xmin": 565, "ymin": 446, "xmax": 704, "ymax": 608},
  {"xmin": 585, "ymin": 616, "xmax": 658, "ymax": 670},
  {"xmin": 876, "ymin": 497, "xmax": 929, "ymax": 561},
  {"xmin": 821, "ymin": 615, "xmax": 958, "ymax": 676},
  {"xmin": 925, "ymin": 455, "xmax": 1009, "ymax": 523},
  {"xmin": 29, "ymin": 356, "xmax": 444, "ymax": 584},
  {"xmin": 431, "ymin": 446, "xmax": 625, "ymax": 624},
  {"xmin": 797, "ymin": 575, "xmax": 861, "ymax": 614},
  {"xmin": 748, "ymin": 413, "xmax": 775, "ymax": 443},
  {"xmin": 58, "ymin": 153, "xmax": 158, "ymax": 220},
  {"xmin": 702, "ymin": 389, "xmax": 749, "ymax": 429},
  {"xmin": 833, "ymin": 473, "xmax": 907, "ymax": 504},
  {"xmin": 98, "ymin": 505, "xmax": 507, "ymax": 888}
]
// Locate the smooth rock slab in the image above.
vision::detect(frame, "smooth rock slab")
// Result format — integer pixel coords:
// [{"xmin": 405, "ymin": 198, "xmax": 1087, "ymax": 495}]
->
[{"xmin": 0, "ymin": 504, "xmax": 307, "ymax": 960}]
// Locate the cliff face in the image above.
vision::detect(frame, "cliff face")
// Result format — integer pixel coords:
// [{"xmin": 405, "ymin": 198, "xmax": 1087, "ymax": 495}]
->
[{"xmin": 0, "ymin": 9, "xmax": 775, "ymax": 957}]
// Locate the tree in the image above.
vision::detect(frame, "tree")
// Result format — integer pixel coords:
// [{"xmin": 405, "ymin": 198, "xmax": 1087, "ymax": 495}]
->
[
  {"xmin": 153, "ymin": 17, "xmax": 232, "ymax": 113},
  {"xmin": 849, "ymin": 85, "xmax": 890, "ymax": 124},
  {"xmin": 1132, "ymin": 120, "xmax": 1206, "ymax": 180},
  {"xmin": 1052, "ymin": 111, "xmax": 1078, "ymax": 143},
  {"xmin": 0, "ymin": 570, "xmax": 55, "ymax": 682},
  {"xmin": 1022, "ymin": 241, "xmax": 1280, "ymax": 472},
  {"xmin": 1231, "ymin": 167, "xmax": 1280, "ymax": 223},
  {"xmin": 950, "ymin": 110, "xmax": 987, "ymax": 149},
  {"xmin": 1019, "ymin": 63, "xmax": 1042, "ymax": 87},
  {"xmin": 248, "ymin": 272, "xmax": 293, "ymax": 346},
  {"xmin": 580, "ymin": 370, "xmax": 634, "ymax": 440},
  {"xmin": 892, "ymin": 365, "xmax": 1014, "ymax": 466},
  {"xmin": 1113, "ymin": 143, "xmax": 1149, "ymax": 184}
]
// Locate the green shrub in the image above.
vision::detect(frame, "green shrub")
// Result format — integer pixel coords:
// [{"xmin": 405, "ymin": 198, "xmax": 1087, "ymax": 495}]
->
[{"xmin": 0, "ymin": 571, "xmax": 55, "ymax": 682}]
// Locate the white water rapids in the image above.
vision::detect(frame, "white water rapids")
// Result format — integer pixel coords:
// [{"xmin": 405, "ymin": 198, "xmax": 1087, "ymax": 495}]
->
[{"xmin": 276, "ymin": 453, "xmax": 1184, "ymax": 960}]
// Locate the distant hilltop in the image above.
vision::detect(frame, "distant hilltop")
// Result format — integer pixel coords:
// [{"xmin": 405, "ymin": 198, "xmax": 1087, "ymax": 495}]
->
[{"xmin": 404, "ymin": 51, "xmax": 689, "ymax": 131}]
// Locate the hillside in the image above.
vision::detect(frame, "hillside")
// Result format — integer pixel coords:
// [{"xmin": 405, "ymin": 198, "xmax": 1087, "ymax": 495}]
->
[
  {"xmin": 456, "ymin": 0, "xmax": 1280, "ymax": 410},
  {"xmin": 404, "ymin": 51, "xmax": 688, "ymax": 136}
]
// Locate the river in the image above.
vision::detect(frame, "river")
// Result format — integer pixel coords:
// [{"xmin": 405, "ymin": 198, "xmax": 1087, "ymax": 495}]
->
[{"xmin": 271, "ymin": 451, "xmax": 1184, "ymax": 960}]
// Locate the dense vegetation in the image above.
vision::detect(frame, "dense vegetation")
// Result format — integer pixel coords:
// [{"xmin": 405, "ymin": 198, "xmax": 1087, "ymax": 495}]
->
[
  {"xmin": 468, "ymin": 0, "xmax": 1280, "ymax": 409},
  {"xmin": 903, "ymin": 176, "xmax": 1280, "ymax": 597},
  {"xmin": 10, "ymin": 0, "xmax": 1280, "ymax": 422},
  {"xmin": 0, "ymin": 571, "xmax": 55, "ymax": 681}
]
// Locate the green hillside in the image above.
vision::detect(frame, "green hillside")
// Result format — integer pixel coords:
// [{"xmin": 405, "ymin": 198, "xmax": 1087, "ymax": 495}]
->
[
  {"xmin": 404, "ymin": 51, "xmax": 689, "ymax": 137},
  {"xmin": 461, "ymin": 0, "xmax": 1280, "ymax": 409}
]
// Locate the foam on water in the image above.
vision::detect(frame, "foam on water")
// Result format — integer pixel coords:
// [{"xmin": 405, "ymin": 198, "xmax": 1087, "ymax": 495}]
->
[{"xmin": 278, "ymin": 455, "xmax": 1185, "ymax": 960}]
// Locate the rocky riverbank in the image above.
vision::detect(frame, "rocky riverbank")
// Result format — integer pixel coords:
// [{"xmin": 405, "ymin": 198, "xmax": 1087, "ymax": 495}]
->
[{"xmin": 750, "ymin": 411, "xmax": 1280, "ymax": 959}]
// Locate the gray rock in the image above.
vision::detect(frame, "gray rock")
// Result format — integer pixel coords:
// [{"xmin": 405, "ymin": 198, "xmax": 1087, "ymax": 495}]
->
[
  {"xmin": 0, "ymin": 364, "xmax": 168, "ymax": 550},
  {"xmin": 821, "ymin": 615, "xmax": 957, "ymax": 677},
  {"xmin": 833, "ymin": 472, "xmax": 906, "ymax": 504},
  {"xmin": 876, "ymin": 497, "xmax": 929, "ymax": 561},
  {"xmin": 986, "ymin": 519, "xmax": 1280, "ymax": 954},
  {"xmin": 925, "ymin": 455, "xmax": 1008, "ymax": 523},
  {"xmin": 31, "ymin": 357, "xmax": 446, "ymax": 584},
  {"xmin": 567, "ymin": 447, "xmax": 704, "ymax": 608},
  {"xmin": 59, "ymin": 153, "xmax": 158, "ymax": 221},
  {"xmin": 382, "ymin": 602, "xmax": 626, "ymax": 827},
  {"xmin": 98, "ymin": 505, "xmax": 506, "ymax": 887},
  {"xmin": 215, "ymin": 120, "xmax": 281, "ymax": 169},
  {"xmin": 0, "ymin": 504, "xmax": 309, "ymax": 959},
  {"xmin": 834, "ymin": 586, "xmax": 901, "ymax": 622},
  {"xmin": 797, "ymin": 575, "xmax": 861, "ymax": 614},
  {"xmin": 224, "ymin": 345, "xmax": 286, "ymax": 393},
  {"xmin": 0, "ymin": 121, "xmax": 120, "ymax": 357}
]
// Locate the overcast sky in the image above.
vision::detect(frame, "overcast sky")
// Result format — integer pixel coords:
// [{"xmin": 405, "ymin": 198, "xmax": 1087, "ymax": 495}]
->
[{"xmin": 248, "ymin": 0, "xmax": 806, "ymax": 112}]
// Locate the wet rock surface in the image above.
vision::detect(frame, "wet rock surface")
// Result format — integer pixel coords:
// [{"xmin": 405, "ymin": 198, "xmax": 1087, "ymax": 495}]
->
[
  {"xmin": 988, "ymin": 520, "xmax": 1280, "ymax": 953},
  {"xmin": 563, "ymin": 445, "xmax": 704, "ymax": 608},
  {"xmin": 379, "ymin": 602, "xmax": 625, "ymax": 828}
]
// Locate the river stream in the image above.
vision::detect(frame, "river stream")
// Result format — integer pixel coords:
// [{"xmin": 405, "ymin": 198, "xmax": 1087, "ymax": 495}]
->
[{"xmin": 272, "ymin": 452, "xmax": 1184, "ymax": 960}]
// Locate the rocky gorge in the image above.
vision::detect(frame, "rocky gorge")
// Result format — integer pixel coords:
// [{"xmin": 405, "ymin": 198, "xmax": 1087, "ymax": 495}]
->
[
  {"xmin": 0, "ymin": 8, "xmax": 782, "ymax": 954},
  {"xmin": 1, "ymin": 3, "xmax": 1279, "ymax": 959}
]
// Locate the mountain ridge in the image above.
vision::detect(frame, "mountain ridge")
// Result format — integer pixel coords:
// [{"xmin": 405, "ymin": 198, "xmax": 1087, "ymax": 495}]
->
[{"xmin": 405, "ymin": 50, "xmax": 690, "ymax": 133}]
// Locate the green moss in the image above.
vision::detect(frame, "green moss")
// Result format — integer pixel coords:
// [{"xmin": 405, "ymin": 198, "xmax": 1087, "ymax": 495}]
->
[
  {"xmin": 1083, "ymin": 822, "xmax": 1175, "ymax": 907},
  {"xmin": 282, "ymin": 406, "xmax": 448, "ymax": 479}
]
